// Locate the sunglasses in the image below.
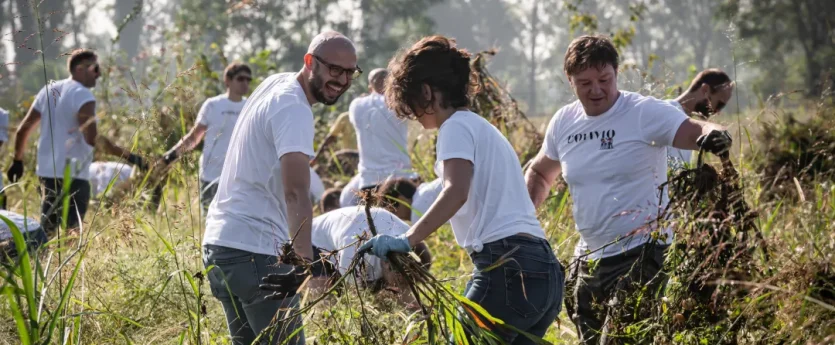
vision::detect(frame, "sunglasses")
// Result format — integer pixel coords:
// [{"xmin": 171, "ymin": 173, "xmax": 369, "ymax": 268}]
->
[
  {"xmin": 235, "ymin": 75, "xmax": 252, "ymax": 82},
  {"xmin": 313, "ymin": 55, "xmax": 362, "ymax": 80},
  {"xmin": 82, "ymin": 63, "xmax": 100, "ymax": 74}
]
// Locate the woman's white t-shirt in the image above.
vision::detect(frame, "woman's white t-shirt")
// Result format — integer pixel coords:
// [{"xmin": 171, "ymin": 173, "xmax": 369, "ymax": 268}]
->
[
  {"xmin": 542, "ymin": 91, "xmax": 688, "ymax": 259},
  {"xmin": 435, "ymin": 111, "xmax": 545, "ymax": 253},
  {"xmin": 312, "ymin": 207, "xmax": 409, "ymax": 282},
  {"xmin": 88, "ymin": 161, "xmax": 134, "ymax": 195}
]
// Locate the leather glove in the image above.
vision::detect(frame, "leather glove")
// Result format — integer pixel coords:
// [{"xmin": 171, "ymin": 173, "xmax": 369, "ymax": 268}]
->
[
  {"xmin": 696, "ymin": 129, "xmax": 733, "ymax": 156},
  {"xmin": 127, "ymin": 153, "xmax": 148, "ymax": 171},
  {"xmin": 162, "ymin": 149, "xmax": 178, "ymax": 165},
  {"xmin": 259, "ymin": 265, "xmax": 310, "ymax": 300},
  {"xmin": 357, "ymin": 234, "xmax": 411, "ymax": 261},
  {"xmin": 6, "ymin": 160, "xmax": 23, "ymax": 183}
]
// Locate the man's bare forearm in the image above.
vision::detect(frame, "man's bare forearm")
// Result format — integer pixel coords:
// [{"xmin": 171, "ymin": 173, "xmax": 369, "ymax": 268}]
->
[{"xmin": 286, "ymin": 189, "xmax": 315, "ymax": 261}]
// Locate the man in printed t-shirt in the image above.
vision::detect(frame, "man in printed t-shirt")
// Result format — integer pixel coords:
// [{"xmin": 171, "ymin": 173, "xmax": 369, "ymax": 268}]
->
[
  {"xmin": 160, "ymin": 62, "xmax": 252, "ymax": 212},
  {"xmin": 525, "ymin": 35, "xmax": 733, "ymax": 344},
  {"xmin": 201, "ymin": 31, "xmax": 360, "ymax": 345},
  {"xmin": 7, "ymin": 49, "xmax": 146, "ymax": 238}
]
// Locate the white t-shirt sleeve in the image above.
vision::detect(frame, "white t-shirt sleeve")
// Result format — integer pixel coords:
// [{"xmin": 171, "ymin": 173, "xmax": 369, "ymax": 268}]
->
[
  {"xmin": 542, "ymin": 110, "xmax": 562, "ymax": 160},
  {"xmin": 436, "ymin": 119, "xmax": 476, "ymax": 163},
  {"xmin": 32, "ymin": 86, "xmax": 48, "ymax": 114},
  {"xmin": 195, "ymin": 99, "xmax": 212, "ymax": 126},
  {"xmin": 638, "ymin": 99, "xmax": 689, "ymax": 147},
  {"xmin": 72, "ymin": 88, "xmax": 96, "ymax": 120},
  {"xmin": 269, "ymin": 104, "xmax": 315, "ymax": 159},
  {"xmin": 0, "ymin": 109, "xmax": 9, "ymax": 142}
]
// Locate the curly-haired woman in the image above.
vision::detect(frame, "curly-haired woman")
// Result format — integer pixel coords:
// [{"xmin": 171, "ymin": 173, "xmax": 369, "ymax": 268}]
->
[{"xmin": 358, "ymin": 35, "xmax": 564, "ymax": 344}]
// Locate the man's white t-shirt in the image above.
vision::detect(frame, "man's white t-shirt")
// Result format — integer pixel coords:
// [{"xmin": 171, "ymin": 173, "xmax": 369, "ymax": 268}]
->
[
  {"xmin": 312, "ymin": 207, "xmax": 409, "ymax": 282},
  {"xmin": 349, "ymin": 93, "xmax": 415, "ymax": 188},
  {"xmin": 309, "ymin": 167, "xmax": 325, "ymax": 203},
  {"xmin": 203, "ymin": 73, "xmax": 315, "ymax": 256},
  {"xmin": 411, "ymin": 177, "xmax": 443, "ymax": 224},
  {"xmin": 0, "ymin": 210, "xmax": 41, "ymax": 240},
  {"xmin": 196, "ymin": 95, "xmax": 246, "ymax": 183},
  {"xmin": 33, "ymin": 79, "xmax": 96, "ymax": 180},
  {"xmin": 542, "ymin": 91, "xmax": 688, "ymax": 259},
  {"xmin": 88, "ymin": 161, "xmax": 134, "ymax": 196},
  {"xmin": 0, "ymin": 108, "xmax": 9, "ymax": 190},
  {"xmin": 665, "ymin": 100, "xmax": 692, "ymax": 171},
  {"xmin": 435, "ymin": 111, "xmax": 545, "ymax": 253}
]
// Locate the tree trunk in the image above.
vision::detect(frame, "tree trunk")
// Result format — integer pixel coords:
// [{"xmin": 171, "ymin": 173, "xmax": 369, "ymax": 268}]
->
[
  {"xmin": 115, "ymin": 0, "xmax": 144, "ymax": 60},
  {"xmin": 13, "ymin": 0, "xmax": 38, "ymax": 73},
  {"xmin": 528, "ymin": 0, "xmax": 538, "ymax": 116}
]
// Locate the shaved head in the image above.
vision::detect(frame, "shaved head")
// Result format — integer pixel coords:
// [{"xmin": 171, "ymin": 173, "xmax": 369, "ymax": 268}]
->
[
  {"xmin": 303, "ymin": 30, "xmax": 359, "ymax": 105},
  {"xmin": 368, "ymin": 68, "xmax": 388, "ymax": 94},
  {"xmin": 307, "ymin": 31, "xmax": 356, "ymax": 56}
]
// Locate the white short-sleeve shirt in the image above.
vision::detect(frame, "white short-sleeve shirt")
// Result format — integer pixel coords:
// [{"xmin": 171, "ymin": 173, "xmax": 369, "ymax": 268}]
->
[
  {"xmin": 0, "ymin": 210, "xmax": 41, "ymax": 240},
  {"xmin": 33, "ymin": 79, "xmax": 96, "ymax": 180},
  {"xmin": 349, "ymin": 93, "xmax": 416, "ymax": 188},
  {"xmin": 410, "ymin": 177, "xmax": 443, "ymax": 224},
  {"xmin": 88, "ymin": 161, "xmax": 134, "ymax": 196},
  {"xmin": 312, "ymin": 207, "xmax": 409, "ymax": 282},
  {"xmin": 195, "ymin": 95, "xmax": 246, "ymax": 183},
  {"xmin": 665, "ymin": 100, "xmax": 692, "ymax": 171},
  {"xmin": 542, "ymin": 91, "xmax": 688, "ymax": 259},
  {"xmin": 435, "ymin": 111, "xmax": 545, "ymax": 253},
  {"xmin": 203, "ymin": 73, "xmax": 315, "ymax": 256},
  {"xmin": 309, "ymin": 167, "xmax": 325, "ymax": 203}
]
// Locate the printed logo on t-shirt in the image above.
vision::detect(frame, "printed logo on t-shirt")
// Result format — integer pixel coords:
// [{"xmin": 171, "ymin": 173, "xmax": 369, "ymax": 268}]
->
[
  {"xmin": 221, "ymin": 110, "xmax": 240, "ymax": 117},
  {"xmin": 567, "ymin": 129, "xmax": 616, "ymax": 150}
]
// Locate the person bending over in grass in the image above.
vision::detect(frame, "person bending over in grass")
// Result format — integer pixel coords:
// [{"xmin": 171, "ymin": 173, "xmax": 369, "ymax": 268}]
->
[
  {"xmin": 7, "ymin": 49, "xmax": 146, "ymax": 240},
  {"xmin": 358, "ymin": 35, "xmax": 564, "ymax": 344},
  {"xmin": 666, "ymin": 68, "xmax": 735, "ymax": 171},
  {"xmin": 0, "ymin": 208, "xmax": 44, "ymax": 258},
  {"xmin": 202, "ymin": 31, "xmax": 359, "ymax": 345},
  {"xmin": 159, "ymin": 62, "xmax": 252, "ymax": 213},
  {"xmin": 336, "ymin": 68, "xmax": 418, "ymax": 207},
  {"xmin": 524, "ymin": 35, "xmax": 732, "ymax": 344},
  {"xmin": 261, "ymin": 206, "xmax": 432, "ymax": 307}
]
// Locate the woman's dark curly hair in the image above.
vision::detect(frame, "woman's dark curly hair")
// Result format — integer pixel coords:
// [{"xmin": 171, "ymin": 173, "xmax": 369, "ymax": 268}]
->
[{"xmin": 384, "ymin": 35, "xmax": 478, "ymax": 119}]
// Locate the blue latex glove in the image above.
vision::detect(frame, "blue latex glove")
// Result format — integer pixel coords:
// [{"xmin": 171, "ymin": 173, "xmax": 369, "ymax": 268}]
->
[{"xmin": 357, "ymin": 234, "xmax": 411, "ymax": 260}]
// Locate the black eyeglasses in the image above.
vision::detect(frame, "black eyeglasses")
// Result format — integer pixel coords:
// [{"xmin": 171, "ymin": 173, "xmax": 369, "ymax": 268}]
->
[
  {"xmin": 235, "ymin": 75, "xmax": 252, "ymax": 82},
  {"xmin": 313, "ymin": 55, "xmax": 362, "ymax": 80}
]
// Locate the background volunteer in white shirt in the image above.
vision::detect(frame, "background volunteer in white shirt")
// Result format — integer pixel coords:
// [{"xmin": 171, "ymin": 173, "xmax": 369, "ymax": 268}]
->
[
  {"xmin": 666, "ymin": 68, "xmax": 735, "ymax": 171},
  {"xmin": 265, "ymin": 207, "xmax": 432, "ymax": 307},
  {"xmin": 7, "ymin": 49, "xmax": 147, "ymax": 237},
  {"xmin": 337, "ymin": 68, "xmax": 417, "ymax": 207},
  {"xmin": 524, "ymin": 35, "xmax": 733, "ymax": 344},
  {"xmin": 0, "ymin": 210, "xmax": 44, "ymax": 259},
  {"xmin": 160, "ymin": 62, "xmax": 251, "ymax": 212},
  {"xmin": 358, "ymin": 35, "xmax": 563, "ymax": 344},
  {"xmin": 202, "ymin": 31, "xmax": 359, "ymax": 345},
  {"xmin": 0, "ymin": 107, "xmax": 9, "ymax": 209}
]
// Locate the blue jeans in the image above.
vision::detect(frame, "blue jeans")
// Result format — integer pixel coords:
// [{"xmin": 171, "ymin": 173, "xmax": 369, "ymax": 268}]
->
[
  {"xmin": 203, "ymin": 245, "xmax": 304, "ymax": 345},
  {"xmin": 465, "ymin": 234, "xmax": 565, "ymax": 344}
]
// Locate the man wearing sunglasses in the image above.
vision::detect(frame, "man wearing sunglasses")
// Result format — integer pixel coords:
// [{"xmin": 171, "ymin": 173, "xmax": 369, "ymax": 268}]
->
[
  {"xmin": 202, "ymin": 31, "xmax": 359, "ymax": 345},
  {"xmin": 160, "ymin": 62, "xmax": 252, "ymax": 213},
  {"xmin": 667, "ymin": 68, "xmax": 735, "ymax": 170},
  {"xmin": 7, "ymin": 49, "xmax": 146, "ymax": 241}
]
